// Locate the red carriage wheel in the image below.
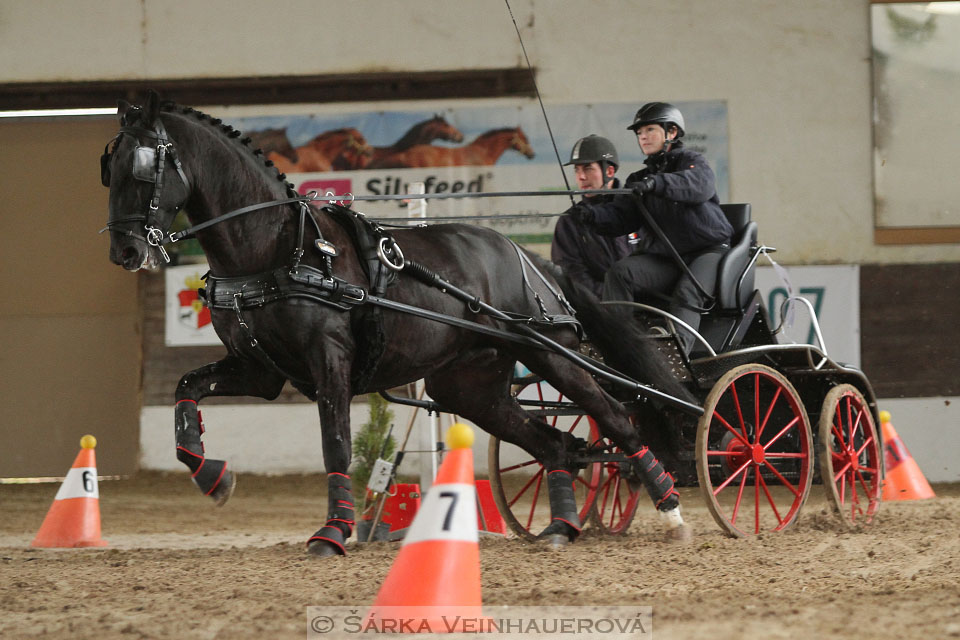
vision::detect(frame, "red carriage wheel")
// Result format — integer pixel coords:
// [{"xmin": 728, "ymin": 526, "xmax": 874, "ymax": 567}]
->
[
  {"xmin": 488, "ymin": 380, "xmax": 602, "ymax": 540},
  {"xmin": 587, "ymin": 418, "xmax": 641, "ymax": 535},
  {"xmin": 817, "ymin": 384, "xmax": 882, "ymax": 525},
  {"xmin": 696, "ymin": 364, "xmax": 814, "ymax": 537}
]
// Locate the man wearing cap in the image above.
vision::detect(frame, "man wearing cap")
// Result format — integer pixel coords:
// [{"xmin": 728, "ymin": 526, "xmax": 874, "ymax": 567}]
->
[
  {"xmin": 567, "ymin": 102, "xmax": 733, "ymax": 354},
  {"xmin": 551, "ymin": 135, "xmax": 632, "ymax": 297}
]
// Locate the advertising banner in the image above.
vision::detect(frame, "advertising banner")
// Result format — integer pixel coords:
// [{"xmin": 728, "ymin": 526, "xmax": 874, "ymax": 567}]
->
[{"xmin": 230, "ymin": 100, "xmax": 729, "ymax": 244}]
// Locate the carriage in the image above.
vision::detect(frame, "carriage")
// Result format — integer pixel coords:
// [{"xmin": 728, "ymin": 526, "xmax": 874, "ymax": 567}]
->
[
  {"xmin": 101, "ymin": 94, "xmax": 883, "ymax": 554},
  {"xmin": 478, "ymin": 202, "xmax": 884, "ymax": 539}
]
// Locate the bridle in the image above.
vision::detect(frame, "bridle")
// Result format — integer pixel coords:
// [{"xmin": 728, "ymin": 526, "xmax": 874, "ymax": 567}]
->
[
  {"xmin": 99, "ymin": 111, "xmax": 332, "ymax": 269},
  {"xmin": 99, "ymin": 117, "xmax": 189, "ymax": 262}
]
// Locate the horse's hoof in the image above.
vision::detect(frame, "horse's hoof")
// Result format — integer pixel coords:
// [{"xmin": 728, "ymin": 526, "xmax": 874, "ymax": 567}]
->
[
  {"xmin": 210, "ymin": 470, "xmax": 236, "ymax": 507},
  {"xmin": 536, "ymin": 532, "xmax": 572, "ymax": 550},
  {"xmin": 665, "ymin": 524, "xmax": 693, "ymax": 543},
  {"xmin": 307, "ymin": 539, "xmax": 345, "ymax": 557}
]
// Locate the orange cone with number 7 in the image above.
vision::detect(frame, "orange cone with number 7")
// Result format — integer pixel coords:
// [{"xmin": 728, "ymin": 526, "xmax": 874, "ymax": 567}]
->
[
  {"xmin": 31, "ymin": 435, "xmax": 108, "ymax": 548},
  {"xmin": 880, "ymin": 411, "xmax": 935, "ymax": 502},
  {"xmin": 366, "ymin": 423, "xmax": 491, "ymax": 634}
]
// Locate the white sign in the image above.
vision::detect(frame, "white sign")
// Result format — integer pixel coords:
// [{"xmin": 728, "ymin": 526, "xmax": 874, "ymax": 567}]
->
[
  {"xmin": 164, "ymin": 263, "xmax": 220, "ymax": 347},
  {"xmin": 755, "ymin": 264, "xmax": 860, "ymax": 368}
]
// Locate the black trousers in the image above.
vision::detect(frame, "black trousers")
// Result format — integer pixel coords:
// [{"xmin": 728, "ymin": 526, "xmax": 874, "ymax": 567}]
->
[{"xmin": 602, "ymin": 248, "xmax": 726, "ymax": 353}]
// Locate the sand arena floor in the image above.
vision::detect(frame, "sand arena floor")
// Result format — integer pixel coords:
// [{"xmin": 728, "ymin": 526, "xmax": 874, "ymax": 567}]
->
[{"xmin": 1, "ymin": 472, "xmax": 958, "ymax": 639}]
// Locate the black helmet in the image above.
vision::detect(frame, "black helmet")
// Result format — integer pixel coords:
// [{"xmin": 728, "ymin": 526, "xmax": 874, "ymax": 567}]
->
[
  {"xmin": 564, "ymin": 134, "xmax": 618, "ymax": 169},
  {"xmin": 627, "ymin": 102, "xmax": 685, "ymax": 138}
]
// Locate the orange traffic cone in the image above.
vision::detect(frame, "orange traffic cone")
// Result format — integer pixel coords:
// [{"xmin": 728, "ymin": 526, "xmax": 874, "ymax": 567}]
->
[
  {"xmin": 880, "ymin": 411, "xmax": 935, "ymax": 502},
  {"xmin": 31, "ymin": 435, "xmax": 108, "ymax": 548},
  {"xmin": 366, "ymin": 423, "xmax": 493, "ymax": 634}
]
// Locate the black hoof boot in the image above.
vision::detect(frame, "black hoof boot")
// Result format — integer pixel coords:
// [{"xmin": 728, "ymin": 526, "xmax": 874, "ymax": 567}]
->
[
  {"xmin": 625, "ymin": 446, "xmax": 680, "ymax": 510},
  {"xmin": 537, "ymin": 469, "xmax": 582, "ymax": 548},
  {"xmin": 537, "ymin": 519, "xmax": 578, "ymax": 549},
  {"xmin": 307, "ymin": 526, "xmax": 347, "ymax": 557}
]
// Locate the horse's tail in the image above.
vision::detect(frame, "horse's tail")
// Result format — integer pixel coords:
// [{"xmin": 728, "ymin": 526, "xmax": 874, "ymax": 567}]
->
[{"xmin": 542, "ymin": 261, "xmax": 696, "ymax": 405}]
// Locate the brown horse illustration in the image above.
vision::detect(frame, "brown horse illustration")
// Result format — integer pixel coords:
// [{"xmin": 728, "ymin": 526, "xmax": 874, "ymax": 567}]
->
[
  {"xmin": 270, "ymin": 128, "xmax": 372, "ymax": 173},
  {"xmin": 368, "ymin": 126, "xmax": 535, "ymax": 168},
  {"xmin": 247, "ymin": 127, "xmax": 298, "ymax": 163},
  {"xmin": 368, "ymin": 114, "xmax": 464, "ymax": 168}
]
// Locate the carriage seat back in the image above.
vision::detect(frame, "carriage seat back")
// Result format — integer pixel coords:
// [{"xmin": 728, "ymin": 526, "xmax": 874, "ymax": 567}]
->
[{"xmin": 715, "ymin": 203, "xmax": 758, "ymax": 311}]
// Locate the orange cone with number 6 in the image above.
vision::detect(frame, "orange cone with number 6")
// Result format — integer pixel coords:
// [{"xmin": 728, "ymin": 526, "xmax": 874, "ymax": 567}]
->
[
  {"xmin": 31, "ymin": 435, "xmax": 108, "ymax": 548},
  {"xmin": 366, "ymin": 423, "xmax": 490, "ymax": 633},
  {"xmin": 880, "ymin": 411, "xmax": 935, "ymax": 502}
]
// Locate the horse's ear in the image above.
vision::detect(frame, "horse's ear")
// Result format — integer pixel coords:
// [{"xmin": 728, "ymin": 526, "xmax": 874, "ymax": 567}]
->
[
  {"xmin": 117, "ymin": 99, "xmax": 132, "ymax": 122},
  {"xmin": 143, "ymin": 90, "xmax": 161, "ymax": 127}
]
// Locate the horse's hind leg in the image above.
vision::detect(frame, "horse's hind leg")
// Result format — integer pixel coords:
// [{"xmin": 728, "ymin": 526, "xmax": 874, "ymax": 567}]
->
[
  {"xmin": 175, "ymin": 355, "xmax": 286, "ymax": 505},
  {"xmin": 424, "ymin": 351, "xmax": 584, "ymax": 546},
  {"xmin": 518, "ymin": 349, "xmax": 684, "ymax": 530}
]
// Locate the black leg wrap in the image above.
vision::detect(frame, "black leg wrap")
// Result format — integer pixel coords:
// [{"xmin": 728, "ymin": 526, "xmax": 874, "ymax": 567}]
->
[
  {"xmin": 627, "ymin": 447, "xmax": 680, "ymax": 512},
  {"xmin": 175, "ymin": 400, "xmax": 230, "ymax": 498},
  {"xmin": 307, "ymin": 473, "xmax": 355, "ymax": 555},
  {"xmin": 537, "ymin": 469, "xmax": 581, "ymax": 541}
]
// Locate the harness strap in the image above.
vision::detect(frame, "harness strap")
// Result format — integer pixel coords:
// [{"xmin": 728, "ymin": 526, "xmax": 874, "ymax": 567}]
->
[
  {"xmin": 510, "ymin": 240, "xmax": 577, "ymax": 319},
  {"xmin": 167, "ymin": 195, "xmax": 313, "ymax": 243}
]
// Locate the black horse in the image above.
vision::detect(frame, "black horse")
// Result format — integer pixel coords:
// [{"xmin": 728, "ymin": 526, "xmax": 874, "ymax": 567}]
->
[{"xmin": 101, "ymin": 93, "xmax": 690, "ymax": 556}]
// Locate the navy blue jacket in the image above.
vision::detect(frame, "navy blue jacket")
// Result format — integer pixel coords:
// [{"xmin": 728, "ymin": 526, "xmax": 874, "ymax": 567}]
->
[
  {"xmin": 551, "ymin": 184, "xmax": 631, "ymax": 297},
  {"xmin": 584, "ymin": 143, "xmax": 732, "ymax": 256}
]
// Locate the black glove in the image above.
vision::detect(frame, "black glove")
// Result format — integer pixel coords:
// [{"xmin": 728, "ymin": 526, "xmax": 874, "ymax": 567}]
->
[
  {"xmin": 565, "ymin": 201, "xmax": 594, "ymax": 224},
  {"xmin": 632, "ymin": 175, "xmax": 656, "ymax": 197}
]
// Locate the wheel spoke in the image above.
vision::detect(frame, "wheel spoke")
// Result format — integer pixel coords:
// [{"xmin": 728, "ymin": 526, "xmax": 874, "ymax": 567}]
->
[
  {"xmin": 854, "ymin": 435, "xmax": 875, "ymax": 458},
  {"xmin": 574, "ymin": 473, "xmax": 598, "ymax": 491},
  {"xmin": 714, "ymin": 412, "xmax": 752, "ymax": 448},
  {"xmin": 523, "ymin": 472, "xmax": 544, "ymax": 531},
  {"xmin": 730, "ymin": 465, "xmax": 750, "ymax": 525},
  {"xmin": 831, "ymin": 422, "xmax": 847, "ymax": 449},
  {"xmin": 500, "ymin": 458, "xmax": 542, "ymax": 474},
  {"xmin": 760, "ymin": 458, "xmax": 801, "ymax": 497},
  {"xmin": 756, "ymin": 386, "xmax": 783, "ymax": 442},
  {"xmin": 855, "ymin": 467, "xmax": 876, "ymax": 497},
  {"xmin": 729, "ymin": 379, "xmax": 750, "ymax": 441},
  {"xmin": 713, "ymin": 458, "xmax": 752, "ymax": 495},
  {"xmin": 754, "ymin": 462, "xmax": 761, "ymax": 534},
  {"xmin": 565, "ymin": 413, "xmax": 583, "ymax": 434},
  {"xmin": 762, "ymin": 416, "xmax": 800, "ymax": 450},
  {"xmin": 757, "ymin": 472, "xmax": 785, "ymax": 525},
  {"xmin": 832, "ymin": 410, "xmax": 846, "ymax": 447},
  {"xmin": 832, "ymin": 460, "xmax": 853, "ymax": 483}
]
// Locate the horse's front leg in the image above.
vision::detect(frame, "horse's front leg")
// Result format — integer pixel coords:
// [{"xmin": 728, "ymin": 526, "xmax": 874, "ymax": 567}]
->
[
  {"xmin": 174, "ymin": 355, "xmax": 286, "ymax": 505},
  {"xmin": 305, "ymin": 351, "xmax": 356, "ymax": 557}
]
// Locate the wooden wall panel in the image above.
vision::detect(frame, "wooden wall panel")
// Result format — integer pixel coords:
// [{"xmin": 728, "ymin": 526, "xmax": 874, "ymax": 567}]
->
[
  {"xmin": 860, "ymin": 263, "xmax": 960, "ymax": 398},
  {"xmin": 0, "ymin": 118, "xmax": 141, "ymax": 477}
]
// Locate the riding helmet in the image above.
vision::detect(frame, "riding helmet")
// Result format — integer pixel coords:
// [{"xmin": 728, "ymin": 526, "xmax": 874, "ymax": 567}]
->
[
  {"xmin": 626, "ymin": 102, "xmax": 685, "ymax": 138},
  {"xmin": 563, "ymin": 134, "xmax": 619, "ymax": 168}
]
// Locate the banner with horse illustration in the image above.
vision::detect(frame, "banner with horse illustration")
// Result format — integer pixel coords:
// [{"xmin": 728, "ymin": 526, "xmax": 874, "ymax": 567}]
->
[{"xmin": 230, "ymin": 100, "xmax": 729, "ymax": 244}]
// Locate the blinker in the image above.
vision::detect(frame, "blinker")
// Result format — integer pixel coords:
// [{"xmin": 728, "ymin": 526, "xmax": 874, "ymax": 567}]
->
[{"xmin": 132, "ymin": 146, "xmax": 159, "ymax": 182}]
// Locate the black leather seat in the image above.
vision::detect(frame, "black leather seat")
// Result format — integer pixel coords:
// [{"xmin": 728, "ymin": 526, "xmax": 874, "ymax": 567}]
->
[{"xmin": 715, "ymin": 203, "xmax": 757, "ymax": 311}]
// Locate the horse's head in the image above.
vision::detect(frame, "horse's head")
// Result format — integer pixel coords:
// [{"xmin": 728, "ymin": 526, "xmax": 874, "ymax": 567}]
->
[
  {"xmin": 331, "ymin": 130, "xmax": 374, "ymax": 171},
  {"xmin": 427, "ymin": 114, "xmax": 464, "ymax": 143},
  {"xmin": 101, "ymin": 92, "xmax": 190, "ymax": 270},
  {"xmin": 510, "ymin": 127, "xmax": 535, "ymax": 159}
]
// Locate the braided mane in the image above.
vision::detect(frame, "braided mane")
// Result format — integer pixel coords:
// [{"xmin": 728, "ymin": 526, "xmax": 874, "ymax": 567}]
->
[{"xmin": 159, "ymin": 101, "xmax": 299, "ymax": 199}]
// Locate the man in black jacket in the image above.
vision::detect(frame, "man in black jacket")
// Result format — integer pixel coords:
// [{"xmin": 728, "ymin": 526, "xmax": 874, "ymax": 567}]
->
[
  {"xmin": 551, "ymin": 135, "xmax": 632, "ymax": 297},
  {"xmin": 570, "ymin": 103, "xmax": 733, "ymax": 353}
]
